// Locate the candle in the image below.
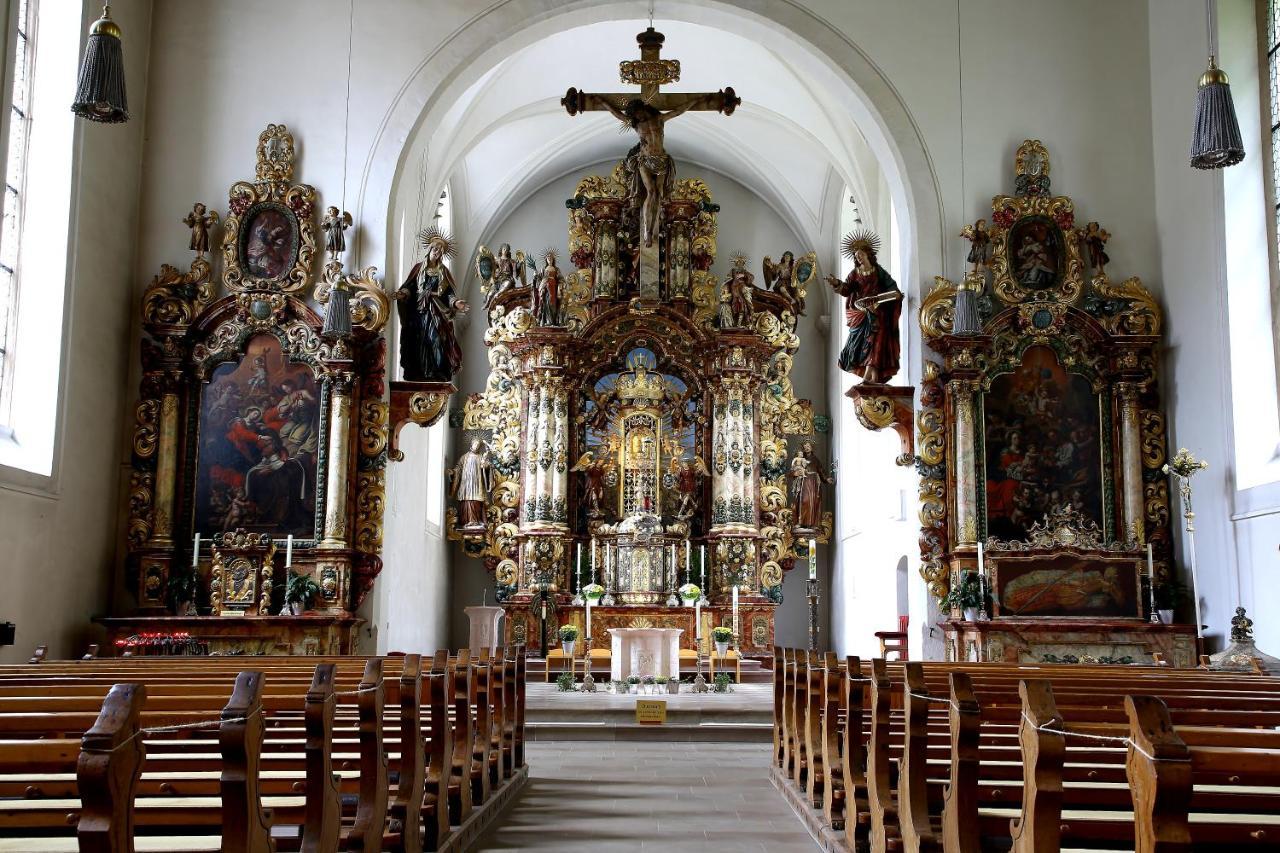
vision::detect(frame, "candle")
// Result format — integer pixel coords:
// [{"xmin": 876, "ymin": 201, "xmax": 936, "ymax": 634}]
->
[
  {"xmin": 700, "ymin": 544, "xmax": 707, "ymax": 587},
  {"xmin": 586, "ymin": 601, "xmax": 592, "ymax": 639},
  {"xmin": 976, "ymin": 541, "xmax": 984, "ymax": 578},
  {"xmin": 695, "ymin": 598, "xmax": 702, "ymax": 640},
  {"xmin": 1147, "ymin": 543, "xmax": 1156, "ymax": 617},
  {"xmin": 590, "ymin": 537, "xmax": 597, "ymax": 581},
  {"xmin": 670, "ymin": 543, "xmax": 676, "ymax": 587},
  {"xmin": 192, "ymin": 532, "xmax": 200, "ymax": 567},
  {"xmin": 685, "ymin": 539, "xmax": 691, "ymax": 582},
  {"xmin": 809, "ymin": 537, "xmax": 817, "ymax": 581},
  {"xmin": 732, "ymin": 584, "xmax": 739, "ymax": 639},
  {"xmin": 285, "ymin": 534, "xmax": 293, "ymax": 567},
  {"xmin": 576, "ymin": 543, "xmax": 582, "ymax": 590}
]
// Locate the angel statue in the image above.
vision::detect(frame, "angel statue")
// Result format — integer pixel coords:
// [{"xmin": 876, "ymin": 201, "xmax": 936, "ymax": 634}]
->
[
  {"xmin": 396, "ymin": 227, "xmax": 469, "ymax": 382},
  {"xmin": 763, "ymin": 251, "xmax": 805, "ymax": 314},
  {"xmin": 322, "ymin": 207, "xmax": 353, "ymax": 260},
  {"xmin": 960, "ymin": 219, "xmax": 991, "ymax": 272},
  {"xmin": 478, "ymin": 243, "xmax": 528, "ymax": 309},
  {"xmin": 532, "ymin": 249, "xmax": 563, "ymax": 327},
  {"xmin": 670, "ymin": 454, "xmax": 709, "ymax": 520},
  {"xmin": 824, "ymin": 230, "xmax": 903, "ymax": 384},
  {"xmin": 449, "ymin": 439, "xmax": 494, "ymax": 531},
  {"xmin": 1079, "ymin": 221, "xmax": 1111, "ymax": 276},
  {"xmin": 571, "ymin": 448, "xmax": 610, "ymax": 518},
  {"xmin": 718, "ymin": 254, "xmax": 755, "ymax": 329},
  {"xmin": 182, "ymin": 203, "xmax": 219, "ymax": 257},
  {"xmin": 789, "ymin": 440, "xmax": 833, "ymax": 531}
]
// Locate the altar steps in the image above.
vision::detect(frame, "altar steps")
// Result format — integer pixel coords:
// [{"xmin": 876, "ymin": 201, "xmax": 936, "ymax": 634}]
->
[
  {"xmin": 523, "ymin": 682, "xmax": 774, "ymax": 742},
  {"xmin": 527, "ymin": 656, "xmax": 772, "ymax": 683}
]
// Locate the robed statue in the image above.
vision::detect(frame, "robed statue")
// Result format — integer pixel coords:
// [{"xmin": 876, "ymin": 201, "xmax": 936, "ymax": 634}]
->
[
  {"xmin": 789, "ymin": 440, "xmax": 832, "ymax": 531},
  {"xmin": 396, "ymin": 227, "xmax": 469, "ymax": 382},
  {"xmin": 450, "ymin": 439, "xmax": 494, "ymax": 531},
  {"xmin": 321, "ymin": 207, "xmax": 352, "ymax": 259},
  {"xmin": 571, "ymin": 448, "xmax": 610, "ymax": 518},
  {"xmin": 825, "ymin": 230, "xmax": 903, "ymax": 384},
  {"xmin": 532, "ymin": 249, "xmax": 562, "ymax": 326},
  {"xmin": 718, "ymin": 256, "xmax": 754, "ymax": 329},
  {"xmin": 183, "ymin": 202, "xmax": 219, "ymax": 257}
]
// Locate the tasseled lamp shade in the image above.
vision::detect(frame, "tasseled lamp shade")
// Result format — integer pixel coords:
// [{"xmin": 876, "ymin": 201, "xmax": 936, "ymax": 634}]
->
[
  {"xmin": 71, "ymin": 6, "xmax": 128, "ymax": 124},
  {"xmin": 322, "ymin": 285, "xmax": 353, "ymax": 341},
  {"xmin": 1190, "ymin": 58, "xmax": 1244, "ymax": 169}
]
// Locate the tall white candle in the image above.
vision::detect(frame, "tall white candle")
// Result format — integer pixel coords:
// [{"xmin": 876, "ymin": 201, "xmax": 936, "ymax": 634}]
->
[
  {"xmin": 192, "ymin": 532, "xmax": 200, "ymax": 567},
  {"xmin": 1147, "ymin": 543, "xmax": 1156, "ymax": 617},
  {"xmin": 586, "ymin": 601, "xmax": 592, "ymax": 639},
  {"xmin": 576, "ymin": 543, "xmax": 582, "ymax": 589},
  {"xmin": 285, "ymin": 534, "xmax": 293, "ymax": 567},
  {"xmin": 700, "ymin": 544, "xmax": 707, "ymax": 587},
  {"xmin": 732, "ymin": 584, "xmax": 739, "ymax": 638},
  {"xmin": 695, "ymin": 598, "xmax": 702, "ymax": 640},
  {"xmin": 809, "ymin": 537, "xmax": 817, "ymax": 581},
  {"xmin": 590, "ymin": 537, "xmax": 597, "ymax": 582},
  {"xmin": 976, "ymin": 541, "xmax": 985, "ymax": 578},
  {"xmin": 669, "ymin": 543, "xmax": 676, "ymax": 587},
  {"xmin": 685, "ymin": 539, "xmax": 691, "ymax": 581}
]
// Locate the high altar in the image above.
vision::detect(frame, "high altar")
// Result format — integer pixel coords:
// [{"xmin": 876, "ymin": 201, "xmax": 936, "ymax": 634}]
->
[{"xmin": 450, "ymin": 28, "xmax": 830, "ymax": 659}]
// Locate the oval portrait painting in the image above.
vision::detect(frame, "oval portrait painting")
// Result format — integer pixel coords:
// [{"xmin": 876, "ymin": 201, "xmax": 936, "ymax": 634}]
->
[
  {"xmin": 1007, "ymin": 215, "xmax": 1062, "ymax": 289},
  {"xmin": 240, "ymin": 204, "xmax": 298, "ymax": 281}
]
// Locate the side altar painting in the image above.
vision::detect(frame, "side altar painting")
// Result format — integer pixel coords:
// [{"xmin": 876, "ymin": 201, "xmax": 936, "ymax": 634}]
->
[
  {"xmin": 918, "ymin": 140, "xmax": 1195, "ymax": 666},
  {"xmin": 447, "ymin": 26, "xmax": 829, "ymax": 658},
  {"xmin": 112, "ymin": 124, "xmax": 400, "ymax": 655}
]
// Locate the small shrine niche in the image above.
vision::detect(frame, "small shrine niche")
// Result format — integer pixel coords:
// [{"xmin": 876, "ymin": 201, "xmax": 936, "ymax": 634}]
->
[{"xmin": 920, "ymin": 140, "xmax": 1196, "ymax": 666}]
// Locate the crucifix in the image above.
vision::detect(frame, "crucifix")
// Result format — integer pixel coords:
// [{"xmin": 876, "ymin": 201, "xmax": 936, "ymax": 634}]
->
[{"xmin": 562, "ymin": 27, "xmax": 739, "ymax": 251}]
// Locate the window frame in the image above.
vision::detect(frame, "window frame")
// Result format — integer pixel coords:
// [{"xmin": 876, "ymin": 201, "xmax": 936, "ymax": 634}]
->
[
  {"xmin": 1258, "ymin": 0, "xmax": 1280, "ymax": 410},
  {"xmin": 0, "ymin": 0, "xmax": 30, "ymax": 433}
]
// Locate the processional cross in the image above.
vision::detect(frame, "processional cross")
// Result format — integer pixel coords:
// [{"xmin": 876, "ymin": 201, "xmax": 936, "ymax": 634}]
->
[{"xmin": 562, "ymin": 27, "xmax": 740, "ymax": 248}]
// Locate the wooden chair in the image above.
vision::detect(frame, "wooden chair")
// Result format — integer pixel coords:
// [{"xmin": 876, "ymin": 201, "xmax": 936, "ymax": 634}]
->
[
  {"xmin": 873, "ymin": 614, "xmax": 909, "ymax": 660},
  {"xmin": 678, "ymin": 648, "xmax": 700, "ymax": 676},
  {"xmin": 543, "ymin": 642, "xmax": 576, "ymax": 681}
]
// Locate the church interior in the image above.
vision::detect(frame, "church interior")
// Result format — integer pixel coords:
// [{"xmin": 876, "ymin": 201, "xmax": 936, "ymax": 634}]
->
[{"xmin": 1, "ymin": 0, "xmax": 1279, "ymax": 850}]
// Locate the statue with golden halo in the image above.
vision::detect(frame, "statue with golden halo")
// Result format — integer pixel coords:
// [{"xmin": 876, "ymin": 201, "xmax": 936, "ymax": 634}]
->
[
  {"xmin": 396, "ymin": 226, "xmax": 469, "ymax": 382},
  {"xmin": 824, "ymin": 230, "xmax": 903, "ymax": 383}
]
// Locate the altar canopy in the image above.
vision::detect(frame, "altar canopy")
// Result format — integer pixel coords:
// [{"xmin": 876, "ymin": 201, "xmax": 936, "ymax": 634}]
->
[{"xmin": 449, "ymin": 27, "xmax": 829, "ymax": 658}]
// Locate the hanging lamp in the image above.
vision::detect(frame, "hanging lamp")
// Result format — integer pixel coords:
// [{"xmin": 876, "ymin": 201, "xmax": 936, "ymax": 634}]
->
[
  {"xmin": 1189, "ymin": 0, "xmax": 1244, "ymax": 169},
  {"xmin": 71, "ymin": 5, "xmax": 128, "ymax": 123}
]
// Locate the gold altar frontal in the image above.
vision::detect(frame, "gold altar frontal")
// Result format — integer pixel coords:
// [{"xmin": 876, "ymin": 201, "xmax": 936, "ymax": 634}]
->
[{"xmin": 505, "ymin": 603, "xmax": 777, "ymax": 655}]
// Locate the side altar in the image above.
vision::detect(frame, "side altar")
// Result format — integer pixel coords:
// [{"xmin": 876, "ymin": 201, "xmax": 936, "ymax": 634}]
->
[
  {"xmin": 449, "ymin": 26, "xmax": 831, "ymax": 660},
  {"xmin": 916, "ymin": 141, "xmax": 1195, "ymax": 666}
]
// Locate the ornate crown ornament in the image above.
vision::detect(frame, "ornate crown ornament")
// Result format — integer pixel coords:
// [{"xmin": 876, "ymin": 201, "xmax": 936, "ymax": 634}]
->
[
  {"xmin": 619, "ymin": 27, "xmax": 680, "ymax": 87},
  {"xmin": 841, "ymin": 229, "xmax": 882, "ymax": 261},
  {"xmin": 417, "ymin": 225, "xmax": 457, "ymax": 259}
]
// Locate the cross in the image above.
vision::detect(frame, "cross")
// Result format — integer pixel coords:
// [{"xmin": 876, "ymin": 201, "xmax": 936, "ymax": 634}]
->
[{"xmin": 562, "ymin": 27, "xmax": 740, "ymax": 248}]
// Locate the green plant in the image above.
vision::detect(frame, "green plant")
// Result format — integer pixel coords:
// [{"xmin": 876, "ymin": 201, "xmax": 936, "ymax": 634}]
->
[
  {"xmin": 641, "ymin": 674, "xmax": 655, "ymax": 685},
  {"xmin": 713, "ymin": 672, "xmax": 732, "ymax": 693},
  {"xmin": 678, "ymin": 582, "xmax": 701, "ymax": 601},
  {"xmin": 711, "ymin": 626, "xmax": 733, "ymax": 643},
  {"xmin": 167, "ymin": 568, "xmax": 200, "ymax": 611},
  {"xmin": 284, "ymin": 570, "xmax": 321, "ymax": 609},
  {"xmin": 626, "ymin": 675, "xmax": 640, "ymax": 685},
  {"xmin": 582, "ymin": 583, "xmax": 605, "ymax": 601},
  {"xmin": 944, "ymin": 571, "xmax": 983, "ymax": 610},
  {"xmin": 655, "ymin": 675, "xmax": 669, "ymax": 684},
  {"xmin": 555, "ymin": 671, "xmax": 575, "ymax": 692},
  {"xmin": 1154, "ymin": 578, "xmax": 1186, "ymax": 610},
  {"xmin": 558, "ymin": 624, "xmax": 579, "ymax": 643}
]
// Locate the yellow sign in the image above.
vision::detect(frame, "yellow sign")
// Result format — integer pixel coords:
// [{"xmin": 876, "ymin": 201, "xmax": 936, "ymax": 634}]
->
[{"xmin": 635, "ymin": 699, "xmax": 667, "ymax": 725}]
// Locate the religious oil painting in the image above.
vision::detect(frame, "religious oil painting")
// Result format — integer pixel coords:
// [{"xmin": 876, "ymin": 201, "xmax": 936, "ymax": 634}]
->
[
  {"xmin": 994, "ymin": 555, "xmax": 1140, "ymax": 618},
  {"xmin": 1008, "ymin": 215, "xmax": 1062, "ymax": 288},
  {"xmin": 983, "ymin": 345, "xmax": 1103, "ymax": 541},
  {"xmin": 241, "ymin": 203, "xmax": 297, "ymax": 280},
  {"xmin": 194, "ymin": 333, "xmax": 320, "ymax": 538}
]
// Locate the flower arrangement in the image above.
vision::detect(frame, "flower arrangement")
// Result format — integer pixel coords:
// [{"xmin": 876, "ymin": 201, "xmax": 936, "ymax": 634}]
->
[
  {"xmin": 711, "ymin": 626, "xmax": 733, "ymax": 644},
  {"xmin": 555, "ymin": 671, "xmax": 575, "ymax": 692},
  {"xmin": 655, "ymin": 675, "xmax": 669, "ymax": 685},
  {"xmin": 944, "ymin": 571, "xmax": 983, "ymax": 611},
  {"xmin": 285, "ymin": 570, "xmax": 321, "ymax": 613},
  {"xmin": 581, "ymin": 583, "xmax": 605, "ymax": 601},
  {"xmin": 713, "ymin": 672, "xmax": 733, "ymax": 693},
  {"xmin": 678, "ymin": 582, "xmax": 701, "ymax": 602},
  {"xmin": 558, "ymin": 624, "xmax": 580, "ymax": 642}
]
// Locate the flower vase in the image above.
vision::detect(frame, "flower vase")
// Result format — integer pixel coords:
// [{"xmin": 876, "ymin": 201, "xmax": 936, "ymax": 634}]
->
[
  {"xmin": 715, "ymin": 641, "xmax": 729, "ymax": 656},
  {"xmin": 561, "ymin": 641, "xmax": 574, "ymax": 658},
  {"xmin": 962, "ymin": 607, "xmax": 978, "ymax": 622},
  {"xmin": 1159, "ymin": 609, "xmax": 1174, "ymax": 625}
]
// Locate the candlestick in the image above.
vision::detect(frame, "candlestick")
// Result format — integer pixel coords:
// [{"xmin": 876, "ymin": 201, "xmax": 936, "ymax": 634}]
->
[
  {"xmin": 685, "ymin": 538, "xmax": 691, "ymax": 583},
  {"xmin": 192, "ymin": 532, "xmax": 200, "ymax": 567},
  {"xmin": 700, "ymin": 544, "xmax": 706, "ymax": 586},
  {"xmin": 808, "ymin": 537, "xmax": 817, "ymax": 581},
  {"xmin": 732, "ymin": 584, "xmax": 739, "ymax": 640},
  {"xmin": 1147, "ymin": 543, "xmax": 1158, "ymax": 623},
  {"xmin": 590, "ymin": 536, "xmax": 597, "ymax": 580},
  {"xmin": 285, "ymin": 534, "xmax": 293, "ymax": 567}
]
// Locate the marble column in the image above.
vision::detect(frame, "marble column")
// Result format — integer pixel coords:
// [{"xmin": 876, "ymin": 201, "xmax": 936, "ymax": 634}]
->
[
  {"xmin": 1117, "ymin": 382, "xmax": 1145, "ymax": 543},
  {"xmin": 949, "ymin": 379, "xmax": 978, "ymax": 545},
  {"xmin": 711, "ymin": 379, "xmax": 757, "ymax": 532},
  {"xmin": 548, "ymin": 379, "xmax": 568, "ymax": 528},
  {"xmin": 321, "ymin": 374, "xmax": 354, "ymax": 548}
]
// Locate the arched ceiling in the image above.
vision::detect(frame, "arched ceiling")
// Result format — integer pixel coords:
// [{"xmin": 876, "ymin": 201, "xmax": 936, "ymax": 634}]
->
[{"xmin": 408, "ymin": 18, "xmax": 887, "ymax": 253}]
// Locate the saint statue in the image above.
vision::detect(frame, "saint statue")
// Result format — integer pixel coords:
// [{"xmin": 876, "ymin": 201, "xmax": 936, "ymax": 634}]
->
[
  {"xmin": 396, "ymin": 227, "xmax": 469, "ymax": 382},
  {"xmin": 182, "ymin": 202, "xmax": 219, "ymax": 257},
  {"xmin": 450, "ymin": 439, "xmax": 494, "ymax": 531},
  {"xmin": 789, "ymin": 440, "xmax": 832, "ymax": 531},
  {"xmin": 718, "ymin": 256, "xmax": 754, "ymax": 329},
  {"xmin": 485, "ymin": 243, "xmax": 526, "ymax": 308},
  {"xmin": 961, "ymin": 219, "xmax": 991, "ymax": 271},
  {"xmin": 825, "ymin": 230, "xmax": 903, "ymax": 384},
  {"xmin": 1079, "ymin": 221, "xmax": 1110, "ymax": 276},
  {"xmin": 763, "ymin": 251, "xmax": 804, "ymax": 314},
  {"xmin": 571, "ymin": 449, "xmax": 609, "ymax": 518},
  {"xmin": 670, "ymin": 454, "xmax": 709, "ymax": 520},
  {"xmin": 321, "ymin": 207, "xmax": 352, "ymax": 259},
  {"xmin": 532, "ymin": 250, "xmax": 562, "ymax": 326}
]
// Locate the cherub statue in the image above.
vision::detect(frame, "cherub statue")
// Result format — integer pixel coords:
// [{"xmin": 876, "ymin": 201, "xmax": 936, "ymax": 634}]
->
[
  {"xmin": 670, "ymin": 454, "xmax": 709, "ymax": 520},
  {"xmin": 449, "ymin": 439, "xmax": 494, "ymax": 531},
  {"xmin": 961, "ymin": 219, "xmax": 991, "ymax": 272},
  {"xmin": 532, "ymin": 249, "xmax": 562, "ymax": 326},
  {"xmin": 789, "ymin": 440, "xmax": 833, "ymax": 531},
  {"xmin": 321, "ymin": 207, "xmax": 353, "ymax": 259},
  {"xmin": 763, "ymin": 251, "xmax": 805, "ymax": 314},
  {"xmin": 395, "ymin": 227, "xmax": 469, "ymax": 382},
  {"xmin": 718, "ymin": 255, "xmax": 755, "ymax": 329},
  {"xmin": 182, "ymin": 203, "xmax": 219, "ymax": 257},
  {"xmin": 571, "ymin": 448, "xmax": 610, "ymax": 518},
  {"xmin": 1079, "ymin": 221, "xmax": 1110, "ymax": 276},
  {"xmin": 824, "ymin": 230, "xmax": 904, "ymax": 384}
]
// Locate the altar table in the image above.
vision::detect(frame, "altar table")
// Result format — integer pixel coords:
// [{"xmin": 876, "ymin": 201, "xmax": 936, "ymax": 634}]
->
[{"xmin": 608, "ymin": 627, "xmax": 683, "ymax": 680}]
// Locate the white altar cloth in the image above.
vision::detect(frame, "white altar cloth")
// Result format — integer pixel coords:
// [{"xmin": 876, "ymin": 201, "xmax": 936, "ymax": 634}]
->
[{"xmin": 608, "ymin": 627, "xmax": 683, "ymax": 681}]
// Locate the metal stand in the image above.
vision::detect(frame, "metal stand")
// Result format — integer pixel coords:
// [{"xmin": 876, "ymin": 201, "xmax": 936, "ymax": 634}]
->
[
  {"xmin": 692, "ymin": 637, "xmax": 709, "ymax": 693},
  {"xmin": 581, "ymin": 634, "xmax": 596, "ymax": 692},
  {"xmin": 807, "ymin": 578, "xmax": 820, "ymax": 652}
]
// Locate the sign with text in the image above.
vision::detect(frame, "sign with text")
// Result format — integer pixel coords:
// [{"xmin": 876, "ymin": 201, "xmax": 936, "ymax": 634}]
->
[{"xmin": 635, "ymin": 699, "xmax": 667, "ymax": 725}]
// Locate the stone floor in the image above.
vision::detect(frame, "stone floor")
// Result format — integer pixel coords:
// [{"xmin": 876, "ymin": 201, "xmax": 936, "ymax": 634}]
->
[{"xmin": 473, "ymin": 740, "xmax": 817, "ymax": 851}]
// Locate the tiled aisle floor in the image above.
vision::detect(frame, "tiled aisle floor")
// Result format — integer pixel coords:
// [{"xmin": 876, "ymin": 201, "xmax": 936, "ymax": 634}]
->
[{"xmin": 474, "ymin": 741, "xmax": 817, "ymax": 852}]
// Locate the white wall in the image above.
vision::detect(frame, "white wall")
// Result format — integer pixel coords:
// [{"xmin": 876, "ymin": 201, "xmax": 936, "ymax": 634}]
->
[{"xmin": 0, "ymin": 0, "xmax": 152, "ymax": 663}]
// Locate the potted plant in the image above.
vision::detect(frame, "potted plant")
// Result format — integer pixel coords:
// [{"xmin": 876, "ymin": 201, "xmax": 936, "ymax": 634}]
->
[
  {"xmin": 555, "ymin": 671, "xmax": 575, "ymax": 692},
  {"xmin": 641, "ymin": 674, "xmax": 656, "ymax": 694},
  {"xmin": 678, "ymin": 582, "xmax": 701, "ymax": 605},
  {"xmin": 626, "ymin": 675, "xmax": 640, "ymax": 694},
  {"xmin": 712, "ymin": 626, "xmax": 733, "ymax": 656},
  {"xmin": 582, "ymin": 582, "xmax": 605, "ymax": 602},
  {"xmin": 1154, "ymin": 578, "xmax": 1186, "ymax": 625},
  {"xmin": 558, "ymin": 624, "xmax": 579, "ymax": 657},
  {"xmin": 167, "ymin": 568, "xmax": 200, "ymax": 616},
  {"xmin": 946, "ymin": 571, "xmax": 983, "ymax": 622},
  {"xmin": 713, "ymin": 672, "xmax": 732, "ymax": 693},
  {"xmin": 284, "ymin": 570, "xmax": 321, "ymax": 615},
  {"xmin": 657, "ymin": 674, "xmax": 678, "ymax": 695}
]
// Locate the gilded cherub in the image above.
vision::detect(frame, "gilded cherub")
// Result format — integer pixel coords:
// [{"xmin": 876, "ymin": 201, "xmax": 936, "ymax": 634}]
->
[
  {"xmin": 183, "ymin": 203, "xmax": 220, "ymax": 257},
  {"xmin": 322, "ymin": 207, "xmax": 353, "ymax": 259},
  {"xmin": 960, "ymin": 219, "xmax": 990, "ymax": 272},
  {"xmin": 1079, "ymin": 221, "xmax": 1110, "ymax": 276}
]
